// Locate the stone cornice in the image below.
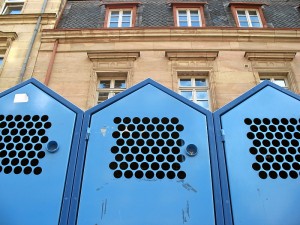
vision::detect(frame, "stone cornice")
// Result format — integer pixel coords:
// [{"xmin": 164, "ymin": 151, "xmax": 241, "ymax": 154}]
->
[
  {"xmin": 0, "ymin": 31, "xmax": 18, "ymax": 50},
  {"xmin": 0, "ymin": 13, "xmax": 57, "ymax": 25},
  {"xmin": 244, "ymin": 51, "xmax": 297, "ymax": 61},
  {"xmin": 41, "ymin": 28, "xmax": 300, "ymax": 43},
  {"xmin": 87, "ymin": 51, "xmax": 140, "ymax": 61},
  {"xmin": 166, "ymin": 50, "xmax": 218, "ymax": 61}
]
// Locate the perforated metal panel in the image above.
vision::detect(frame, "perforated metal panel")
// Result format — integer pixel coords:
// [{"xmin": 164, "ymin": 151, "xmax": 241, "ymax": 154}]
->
[
  {"xmin": 214, "ymin": 81, "xmax": 300, "ymax": 225},
  {"xmin": 0, "ymin": 79, "xmax": 82, "ymax": 225},
  {"xmin": 72, "ymin": 79, "xmax": 221, "ymax": 225}
]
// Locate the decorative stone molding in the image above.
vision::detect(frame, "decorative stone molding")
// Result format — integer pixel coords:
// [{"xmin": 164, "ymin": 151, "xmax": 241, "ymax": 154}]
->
[
  {"xmin": 0, "ymin": 13, "xmax": 57, "ymax": 25},
  {"xmin": 165, "ymin": 51, "xmax": 218, "ymax": 61},
  {"xmin": 87, "ymin": 51, "xmax": 140, "ymax": 62},
  {"xmin": 244, "ymin": 51, "xmax": 297, "ymax": 61},
  {"xmin": 0, "ymin": 31, "xmax": 17, "ymax": 51}
]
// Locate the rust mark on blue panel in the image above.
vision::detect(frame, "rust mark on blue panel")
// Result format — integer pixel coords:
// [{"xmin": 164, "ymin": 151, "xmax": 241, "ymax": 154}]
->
[
  {"xmin": 182, "ymin": 201, "xmax": 190, "ymax": 223},
  {"xmin": 101, "ymin": 199, "xmax": 107, "ymax": 220},
  {"xmin": 177, "ymin": 180, "xmax": 198, "ymax": 193}
]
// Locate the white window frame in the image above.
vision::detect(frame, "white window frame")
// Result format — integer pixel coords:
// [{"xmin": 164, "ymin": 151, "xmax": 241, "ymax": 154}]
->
[
  {"xmin": 176, "ymin": 9, "xmax": 202, "ymax": 27},
  {"xmin": 108, "ymin": 9, "xmax": 132, "ymax": 28},
  {"xmin": 97, "ymin": 77, "xmax": 127, "ymax": 104},
  {"xmin": 178, "ymin": 77, "xmax": 210, "ymax": 110},
  {"xmin": 260, "ymin": 76, "xmax": 289, "ymax": 89},
  {"xmin": 236, "ymin": 9, "xmax": 262, "ymax": 27},
  {"xmin": 1, "ymin": 0, "xmax": 24, "ymax": 15}
]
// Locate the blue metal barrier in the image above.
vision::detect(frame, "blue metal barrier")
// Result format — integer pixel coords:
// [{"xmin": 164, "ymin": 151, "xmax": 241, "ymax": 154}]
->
[
  {"xmin": 214, "ymin": 81, "xmax": 300, "ymax": 225},
  {"xmin": 70, "ymin": 79, "xmax": 223, "ymax": 225},
  {"xmin": 0, "ymin": 79, "xmax": 83, "ymax": 225}
]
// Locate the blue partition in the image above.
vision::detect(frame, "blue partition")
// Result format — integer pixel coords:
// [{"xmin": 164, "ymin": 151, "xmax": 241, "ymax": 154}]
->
[
  {"xmin": 70, "ymin": 79, "xmax": 223, "ymax": 225},
  {"xmin": 0, "ymin": 79, "xmax": 83, "ymax": 225},
  {"xmin": 214, "ymin": 81, "xmax": 300, "ymax": 225}
]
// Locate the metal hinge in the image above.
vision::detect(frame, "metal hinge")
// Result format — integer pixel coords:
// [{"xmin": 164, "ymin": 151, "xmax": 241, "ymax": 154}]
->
[
  {"xmin": 85, "ymin": 127, "xmax": 91, "ymax": 140},
  {"xmin": 221, "ymin": 129, "xmax": 225, "ymax": 142}
]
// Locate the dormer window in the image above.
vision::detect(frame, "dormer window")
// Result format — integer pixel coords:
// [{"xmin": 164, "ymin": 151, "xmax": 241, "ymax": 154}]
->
[
  {"xmin": 171, "ymin": 3, "xmax": 206, "ymax": 27},
  {"xmin": 104, "ymin": 2, "xmax": 139, "ymax": 28},
  {"xmin": 230, "ymin": 2, "xmax": 268, "ymax": 28}
]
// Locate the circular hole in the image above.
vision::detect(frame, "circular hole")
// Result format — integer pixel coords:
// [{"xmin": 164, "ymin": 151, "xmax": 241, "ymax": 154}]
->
[
  {"xmin": 272, "ymin": 162, "xmax": 281, "ymax": 170},
  {"xmin": 142, "ymin": 117, "xmax": 150, "ymax": 124},
  {"xmin": 146, "ymin": 171, "xmax": 154, "ymax": 179},
  {"xmin": 136, "ymin": 139, "xmax": 144, "ymax": 146},
  {"xmin": 32, "ymin": 115, "xmax": 40, "ymax": 122},
  {"xmin": 269, "ymin": 125, "xmax": 276, "ymax": 132},
  {"xmin": 152, "ymin": 117, "xmax": 160, "ymax": 124},
  {"xmin": 124, "ymin": 170, "xmax": 133, "ymax": 179},
  {"xmin": 8, "ymin": 150, "xmax": 17, "ymax": 158},
  {"xmin": 125, "ymin": 154, "xmax": 134, "ymax": 162},
  {"xmin": 266, "ymin": 155, "xmax": 274, "ymax": 162},
  {"xmin": 151, "ymin": 147, "xmax": 159, "ymax": 154},
  {"xmin": 248, "ymin": 133, "xmax": 256, "ymax": 139},
  {"xmin": 263, "ymin": 118, "xmax": 271, "ymax": 125},
  {"xmin": 259, "ymin": 125, "xmax": 267, "ymax": 132},
  {"xmin": 6, "ymin": 143, "xmax": 14, "ymax": 150},
  {"xmin": 126, "ymin": 139, "xmax": 135, "ymax": 146},
  {"xmin": 0, "ymin": 115, "xmax": 3, "ymax": 121},
  {"xmin": 41, "ymin": 136, "xmax": 49, "ymax": 143},
  {"xmin": 263, "ymin": 140, "xmax": 271, "ymax": 147},
  {"xmin": 161, "ymin": 162, "xmax": 170, "ymax": 170},
  {"xmin": 34, "ymin": 167, "xmax": 42, "ymax": 175},
  {"xmin": 44, "ymin": 122, "xmax": 52, "ymax": 129},
  {"xmin": 262, "ymin": 163, "xmax": 271, "ymax": 171},
  {"xmin": 24, "ymin": 166, "xmax": 32, "ymax": 175},
  {"xmin": 278, "ymin": 125, "xmax": 286, "ymax": 132},
  {"xmin": 147, "ymin": 124, "xmax": 155, "ymax": 132},
  {"xmin": 30, "ymin": 159, "xmax": 39, "ymax": 167},
  {"xmin": 244, "ymin": 118, "xmax": 252, "ymax": 125},
  {"xmin": 25, "ymin": 143, "xmax": 33, "ymax": 151},
  {"xmin": 127, "ymin": 124, "xmax": 135, "ymax": 132},
  {"xmin": 249, "ymin": 147, "xmax": 258, "ymax": 155},
  {"xmin": 14, "ymin": 166, "xmax": 22, "ymax": 174},
  {"xmin": 14, "ymin": 115, "xmax": 22, "ymax": 121},
  {"xmin": 146, "ymin": 154, "xmax": 154, "ymax": 162},
  {"xmin": 269, "ymin": 147, "xmax": 277, "ymax": 155},
  {"xmin": 132, "ymin": 117, "xmax": 141, "ymax": 124},
  {"xmin": 8, "ymin": 122, "xmax": 16, "ymax": 128},
  {"xmin": 281, "ymin": 118, "xmax": 289, "ymax": 125},
  {"xmin": 0, "ymin": 150, "xmax": 7, "ymax": 157},
  {"xmin": 137, "ymin": 124, "xmax": 145, "ymax": 131},
  {"xmin": 4, "ymin": 166, "xmax": 12, "ymax": 174},
  {"xmin": 131, "ymin": 146, "xmax": 139, "ymax": 154},
  {"xmin": 256, "ymin": 132, "xmax": 264, "ymax": 139},
  {"xmin": 156, "ymin": 154, "xmax": 165, "ymax": 162},
  {"xmin": 282, "ymin": 162, "xmax": 291, "ymax": 170},
  {"xmin": 146, "ymin": 139, "xmax": 155, "ymax": 146},
  {"xmin": 156, "ymin": 171, "xmax": 165, "ymax": 179},
  {"xmin": 259, "ymin": 171, "xmax": 267, "ymax": 179},
  {"xmin": 130, "ymin": 162, "xmax": 138, "ymax": 170},
  {"xmin": 171, "ymin": 132, "xmax": 179, "ymax": 139},
  {"xmin": 161, "ymin": 132, "xmax": 170, "ymax": 139},
  {"xmin": 272, "ymin": 140, "xmax": 280, "ymax": 147},
  {"xmin": 292, "ymin": 162, "xmax": 300, "ymax": 170},
  {"xmin": 290, "ymin": 118, "xmax": 297, "ymax": 125},
  {"xmin": 167, "ymin": 154, "xmax": 175, "ymax": 162},
  {"xmin": 285, "ymin": 154, "xmax": 293, "ymax": 162},
  {"xmin": 142, "ymin": 132, "xmax": 150, "ymax": 139},
  {"xmin": 291, "ymin": 139, "xmax": 299, "ymax": 147},
  {"xmin": 250, "ymin": 125, "xmax": 258, "ymax": 132},
  {"xmin": 161, "ymin": 147, "xmax": 170, "ymax": 154},
  {"xmin": 177, "ymin": 154, "xmax": 186, "ymax": 163},
  {"xmin": 21, "ymin": 158, "xmax": 29, "ymax": 166},
  {"xmin": 26, "ymin": 122, "xmax": 34, "ymax": 129},
  {"xmin": 161, "ymin": 117, "xmax": 169, "ymax": 124},
  {"xmin": 265, "ymin": 132, "xmax": 274, "ymax": 139},
  {"xmin": 172, "ymin": 147, "xmax": 180, "ymax": 154},
  {"xmin": 115, "ymin": 154, "xmax": 123, "ymax": 162},
  {"xmin": 167, "ymin": 171, "xmax": 175, "ymax": 179},
  {"xmin": 296, "ymin": 155, "xmax": 300, "ymax": 162},
  {"xmin": 121, "ymin": 146, "xmax": 129, "ymax": 154},
  {"xmin": 136, "ymin": 154, "xmax": 144, "ymax": 162},
  {"xmin": 289, "ymin": 170, "xmax": 298, "ymax": 179},
  {"xmin": 114, "ymin": 170, "xmax": 122, "ymax": 178},
  {"xmin": 256, "ymin": 155, "xmax": 264, "ymax": 162},
  {"xmin": 177, "ymin": 139, "xmax": 185, "ymax": 147},
  {"xmin": 253, "ymin": 140, "xmax": 261, "ymax": 147},
  {"xmin": 281, "ymin": 140, "xmax": 289, "ymax": 147},
  {"xmin": 150, "ymin": 162, "xmax": 160, "ymax": 171},
  {"xmin": 141, "ymin": 162, "xmax": 149, "ymax": 170},
  {"xmin": 278, "ymin": 147, "xmax": 287, "ymax": 154},
  {"xmin": 112, "ymin": 131, "xmax": 120, "ymax": 138},
  {"xmin": 123, "ymin": 117, "xmax": 131, "ymax": 124},
  {"xmin": 118, "ymin": 124, "xmax": 126, "ymax": 131},
  {"xmin": 120, "ymin": 162, "xmax": 128, "ymax": 170},
  {"xmin": 2, "ymin": 128, "xmax": 9, "ymax": 135},
  {"xmin": 294, "ymin": 132, "xmax": 300, "ymax": 139},
  {"xmin": 34, "ymin": 144, "xmax": 42, "ymax": 151},
  {"xmin": 41, "ymin": 115, "xmax": 49, "ymax": 122},
  {"xmin": 166, "ymin": 139, "xmax": 175, "ymax": 147},
  {"xmin": 28, "ymin": 129, "xmax": 37, "ymax": 136},
  {"xmin": 114, "ymin": 117, "xmax": 122, "ymax": 124},
  {"xmin": 38, "ymin": 129, "xmax": 45, "ymax": 136},
  {"xmin": 0, "ymin": 121, "xmax": 7, "ymax": 128},
  {"xmin": 151, "ymin": 132, "xmax": 159, "ymax": 139},
  {"xmin": 156, "ymin": 139, "xmax": 164, "ymax": 147},
  {"xmin": 135, "ymin": 170, "xmax": 144, "ymax": 179},
  {"xmin": 2, "ymin": 158, "xmax": 10, "ymax": 165},
  {"xmin": 166, "ymin": 125, "xmax": 174, "ymax": 132},
  {"xmin": 259, "ymin": 147, "xmax": 267, "ymax": 155},
  {"xmin": 272, "ymin": 118, "xmax": 279, "ymax": 125},
  {"xmin": 269, "ymin": 171, "xmax": 278, "ymax": 179},
  {"xmin": 157, "ymin": 125, "xmax": 164, "ymax": 132},
  {"xmin": 4, "ymin": 136, "xmax": 12, "ymax": 143},
  {"xmin": 18, "ymin": 151, "xmax": 26, "ymax": 158},
  {"xmin": 171, "ymin": 117, "xmax": 179, "ymax": 124},
  {"xmin": 28, "ymin": 151, "xmax": 36, "ymax": 158},
  {"xmin": 31, "ymin": 136, "xmax": 39, "ymax": 143},
  {"xmin": 6, "ymin": 115, "xmax": 13, "ymax": 121},
  {"xmin": 132, "ymin": 132, "xmax": 140, "ymax": 139},
  {"xmin": 35, "ymin": 122, "xmax": 43, "ymax": 129},
  {"xmin": 176, "ymin": 124, "xmax": 184, "ymax": 132},
  {"xmin": 279, "ymin": 171, "xmax": 288, "ymax": 179},
  {"xmin": 287, "ymin": 125, "xmax": 295, "ymax": 132},
  {"xmin": 116, "ymin": 139, "xmax": 125, "ymax": 146},
  {"xmin": 253, "ymin": 118, "xmax": 261, "ymax": 125},
  {"xmin": 288, "ymin": 147, "xmax": 296, "ymax": 154},
  {"xmin": 172, "ymin": 162, "xmax": 181, "ymax": 171},
  {"xmin": 275, "ymin": 155, "xmax": 284, "ymax": 162},
  {"xmin": 140, "ymin": 145, "xmax": 149, "ymax": 154}
]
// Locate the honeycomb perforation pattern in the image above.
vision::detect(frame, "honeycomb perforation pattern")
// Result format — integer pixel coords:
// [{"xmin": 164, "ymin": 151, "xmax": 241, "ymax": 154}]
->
[
  {"xmin": 245, "ymin": 118, "xmax": 300, "ymax": 179},
  {"xmin": 109, "ymin": 117, "xmax": 186, "ymax": 180},
  {"xmin": 0, "ymin": 115, "xmax": 51, "ymax": 175}
]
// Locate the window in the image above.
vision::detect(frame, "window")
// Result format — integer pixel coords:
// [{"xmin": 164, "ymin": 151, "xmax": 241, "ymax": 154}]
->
[
  {"xmin": 104, "ymin": 3, "xmax": 138, "ymax": 28},
  {"xmin": 97, "ymin": 78, "xmax": 126, "ymax": 103},
  {"xmin": 171, "ymin": 3, "xmax": 206, "ymax": 27},
  {"xmin": 260, "ymin": 76, "xmax": 289, "ymax": 89},
  {"xmin": 2, "ymin": 1, "xmax": 24, "ymax": 15},
  {"xmin": 178, "ymin": 77, "xmax": 210, "ymax": 109},
  {"xmin": 0, "ymin": 57, "xmax": 3, "ymax": 67},
  {"xmin": 230, "ymin": 3, "xmax": 267, "ymax": 28}
]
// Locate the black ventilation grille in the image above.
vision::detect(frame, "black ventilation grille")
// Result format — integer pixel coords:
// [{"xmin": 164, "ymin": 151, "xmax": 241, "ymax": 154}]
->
[
  {"xmin": 245, "ymin": 118, "xmax": 300, "ymax": 179},
  {"xmin": 0, "ymin": 115, "xmax": 51, "ymax": 175},
  {"xmin": 109, "ymin": 117, "xmax": 186, "ymax": 180}
]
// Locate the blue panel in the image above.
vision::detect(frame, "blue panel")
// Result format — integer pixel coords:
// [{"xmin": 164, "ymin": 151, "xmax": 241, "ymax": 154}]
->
[
  {"xmin": 0, "ymin": 81, "xmax": 81, "ymax": 225},
  {"xmin": 216, "ymin": 84, "xmax": 300, "ymax": 225},
  {"xmin": 75, "ymin": 83, "xmax": 217, "ymax": 225}
]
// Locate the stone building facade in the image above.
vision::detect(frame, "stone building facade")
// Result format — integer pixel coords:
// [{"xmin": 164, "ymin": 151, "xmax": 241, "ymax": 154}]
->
[{"xmin": 0, "ymin": 0, "xmax": 300, "ymax": 111}]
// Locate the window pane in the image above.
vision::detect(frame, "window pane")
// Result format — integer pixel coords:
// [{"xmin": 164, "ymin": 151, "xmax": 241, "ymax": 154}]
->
[
  {"xmin": 6, "ymin": 7, "xmax": 22, "ymax": 14},
  {"xmin": 250, "ymin": 16, "xmax": 259, "ymax": 23},
  {"xmin": 109, "ymin": 22, "xmax": 118, "ymax": 28},
  {"xmin": 115, "ymin": 80, "xmax": 126, "ymax": 88},
  {"xmin": 179, "ymin": 21, "xmax": 188, "ymax": 26},
  {"xmin": 122, "ymin": 16, "xmax": 131, "ymax": 22},
  {"xmin": 260, "ymin": 78, "xmax": 270, "ymax": 83},
  {"xmin": 180, "ymin": 91, "xmax": 193, "ymax": 100},
  {"xmin": 179, "ymin": 16, "xmax": 188, "ymax": 21},
  {"xmin": 240, "ymin": 22, "xmax": 249, "ymax": 27},
  {"xmin": 111, "ymin": 11, "xmax": 119, "ymax": 16},
  {"xmin": 179, "ymin": 79, "xmax": 192, "ymax": 87},
  {"xmin": 197, "ymin": 100, "xmax": 209, "ymax": 109},
  {"xmin": 178, "ymin": 10, "xmax": 187, "ymax": 16},
  {"xmin": 191, "ymin": 21, "xmax": 200, "ymax": 27},
  {"xmin": 251, "ymin": 22, "xmax": 261, "ymax": 27},
  {"xmin": 99, "ymin": 80, "xmax": 110, "ymax": 89},
  {"xmin": 196, "ymin": 91, "xmax": 208, "ymax": 99},
  {"xmin": 248, "ymin": 11, "xmax": 258, "ymax": 16},
  {"xmin": 237, "ymin": 10, "xmax": 246, "ymax": 15},
  {"xmin": 123, "ymin": 11, "xmax": 131, "ymax": 15},
  {"xmin": 110, "ymin": 16, "xmax": 118, "ymax": 22},
  {"xmin": 0, "ymin": 58, "xmax": 3, "ymax": 66},
  {"xmin": 122, "ymin": 22, "xmax": 130, "ymax": 27},
  {"xmin": 190, "ymin": 10, "xmax": 199, "ymax": 16},
  {"xmin": 98, "ymin": 92, "xmax": 110, "ymax": 102},
  {"xmin": 238, "ymin": 15, "xmax": 247, "ymax": 22},
  {"xmin": 195, "ymin": 79, "xmax": 206, "ymax": 87},
  {"xmin": 273, "ymin": 79, "xmax": 286, "ymax": 87},
  {"xmin": 191, "ymin": 15, "xmax": 200, "ymax": 21}
]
